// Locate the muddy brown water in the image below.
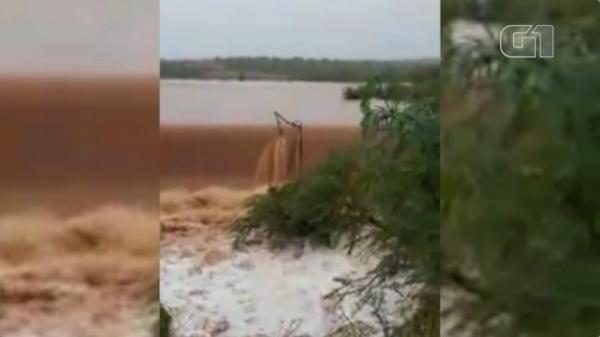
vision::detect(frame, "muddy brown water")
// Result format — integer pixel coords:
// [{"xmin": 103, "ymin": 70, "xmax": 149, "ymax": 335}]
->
[
  {"xmin": 0, "ymin": 77, "xmax": 158, "ymax": 214},
  {"xmin": 0, "ymin": 77, "xmax": 159, "ymax": 337},
  {"xmin": 160, "ymin": 125, "xmax": 358, "ymax": 189},
  {"xmin": 160, "ymin": 80, "xmax": 361, "ymax": 189}
]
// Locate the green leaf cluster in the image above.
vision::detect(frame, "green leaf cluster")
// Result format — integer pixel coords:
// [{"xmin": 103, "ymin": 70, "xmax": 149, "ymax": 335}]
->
[{"xmin": 442, "ymin": 1, "xmax": 600, "ymax": 336}]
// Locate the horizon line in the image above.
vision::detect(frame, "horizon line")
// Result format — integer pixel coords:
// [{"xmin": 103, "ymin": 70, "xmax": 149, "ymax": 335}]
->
[{"xmin": 160, "ymin": 55, "xmax": 441, "ymax": 62}]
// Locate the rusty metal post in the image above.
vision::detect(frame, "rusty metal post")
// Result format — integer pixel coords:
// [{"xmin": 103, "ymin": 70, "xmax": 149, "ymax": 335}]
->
[{"xmin": 273, "ymin": 111, "xmax": 303, "ymax": 175}]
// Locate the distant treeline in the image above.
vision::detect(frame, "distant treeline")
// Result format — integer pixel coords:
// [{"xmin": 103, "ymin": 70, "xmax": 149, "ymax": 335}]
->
[{"xmin": 160, "ymin": 57, "xmax": 438, "ymax": 83}]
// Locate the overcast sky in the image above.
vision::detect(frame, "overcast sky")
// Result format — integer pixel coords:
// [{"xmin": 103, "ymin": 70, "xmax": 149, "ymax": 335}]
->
[
  {"xmin": 0, "ymin": 0, "xmax": 157, "ymax": 76},
  {"xmin": 161, "ymin": 0, "xmax": 440, "ymax": 60},
  {"xmin": 0, "ymin": 1, "xmax": 439, "ymax": 75}
]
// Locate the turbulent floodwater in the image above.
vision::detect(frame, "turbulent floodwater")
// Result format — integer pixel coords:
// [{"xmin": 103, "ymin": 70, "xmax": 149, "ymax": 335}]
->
[
  {"xmin": 158, "ymin": 80, "xmax": 410, "ymax": 336},
  {"xmin": 161, "ymin": 241, "xmax": 400, "ymax": 337},
  {"xmin": 0, "ymin": 206, "xmax": 158, "ymax": 337},
  {"xmin": 160, "ymin": 80, "xmax": 362, "ymax": 126},
  {"xmin": 160, "ymin": 187, "xmax": 407, "ymax": 337},
  {"xmin": 0, "ymin": 78, "xmax": 158, "ymax": 337}
]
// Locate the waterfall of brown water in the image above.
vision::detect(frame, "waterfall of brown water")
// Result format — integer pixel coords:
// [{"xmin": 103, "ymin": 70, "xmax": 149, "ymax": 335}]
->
[{"xmin": 254, "ymin": 129, "xmax": 301, "ymax": 186}]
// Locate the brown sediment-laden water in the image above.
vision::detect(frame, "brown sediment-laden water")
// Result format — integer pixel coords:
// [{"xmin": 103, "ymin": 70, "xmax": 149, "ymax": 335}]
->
[
  {"xmin": 160, "ymin": 125, "xmax": 358, "ymax": 190},
  {"xmin": 159, "ymin": 79, "xmax": 360, "ymax": 189},
  {"xmin": 0, "ymin": 206, "xmax": 158, "ymax": 337},
  {"xmin": 0, "ymin": 77, "xmax": 159, "ymax": 337}
]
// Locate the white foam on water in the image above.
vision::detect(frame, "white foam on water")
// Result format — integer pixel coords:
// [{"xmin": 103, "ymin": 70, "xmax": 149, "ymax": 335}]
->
[{"xmin": 160, "ymin": 241, "xmax": 404, "ymax": 337}]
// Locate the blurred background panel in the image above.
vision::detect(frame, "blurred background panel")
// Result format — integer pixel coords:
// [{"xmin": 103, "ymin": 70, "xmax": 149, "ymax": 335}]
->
[
  {"xmin": 0, "ymin": 0, "xmax": 158, "ymax": 214},
  {"xmin": 0, "ymin": 2, "xmax": 159, "ymax": 337}
]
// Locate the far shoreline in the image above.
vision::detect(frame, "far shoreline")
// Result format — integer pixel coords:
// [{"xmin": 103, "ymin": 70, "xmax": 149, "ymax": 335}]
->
[{"xmin": 160, "ymin": 77, "xmax": 364, "ymax": 86}]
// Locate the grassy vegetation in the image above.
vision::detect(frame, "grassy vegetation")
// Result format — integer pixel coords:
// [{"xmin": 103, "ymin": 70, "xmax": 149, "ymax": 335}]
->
[
  {"xmin": 160, "ymin": 57, "xmax": 437, "ymax": 83},
  {"xmin": 442, "ymin": 1, "xmax": 600, "ymax": 336},
  {"xmin": 233, "ymin": 76, "xmax": 440, "ymax": 336}
]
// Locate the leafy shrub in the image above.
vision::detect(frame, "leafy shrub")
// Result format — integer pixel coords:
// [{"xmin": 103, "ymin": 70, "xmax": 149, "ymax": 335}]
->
[
  {"xmin": 234, "ymin": 148, "xmax": 369, "ymax": 248},
  {"xmin": 159, "ymin": 304, "xmax": 171, "ymax": 337},
  {"xmin": 442, "ymin": 1, "xmax": 600, "ymax": 336},
  {"xmin": 233, "ymin": 80, "xmax": 440, "ymax": 336}
]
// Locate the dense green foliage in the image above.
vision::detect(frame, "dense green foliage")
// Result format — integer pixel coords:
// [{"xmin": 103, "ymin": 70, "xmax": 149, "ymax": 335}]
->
[
  {"xmin": 160, "ymin": 57, "xmax": 437, "ymax": 82},
  {"xmin": 442, "ymin": 1, "xmax": 600, "ymax": 336},
  {"xmin": 233, "ymin": 79, "xmax": 440, "ymax": 335},
  {"xmin": 343, "ymin": 65, "xmax": 439, "ymax": 100},
  {"xmin": 344, "ymin": 72, "xmax": 439, "ymax": 101},
  {"xmin": 344, "ymin": 63, "xmax": 440, "ymax": 101},
  {"xmin": 159, "ymin": 304, "xmax": 171, "ymax": 337}
]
